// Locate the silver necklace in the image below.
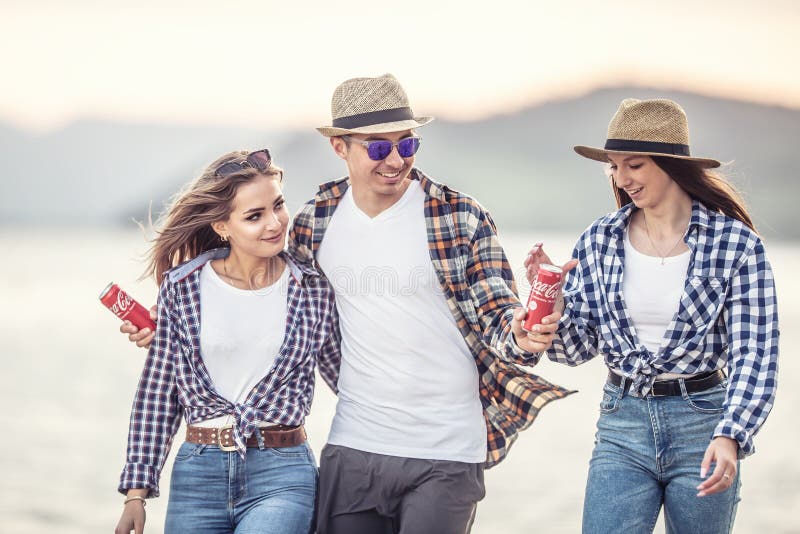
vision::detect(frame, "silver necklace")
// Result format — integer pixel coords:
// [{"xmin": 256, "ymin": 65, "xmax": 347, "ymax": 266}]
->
[
  {"xmin": 641, "ymin": 211, "xmax": 686, "ymax": 265},
  {"xmin": 222, "ymin": 257, "xmax": 246, "ymax": 286}
]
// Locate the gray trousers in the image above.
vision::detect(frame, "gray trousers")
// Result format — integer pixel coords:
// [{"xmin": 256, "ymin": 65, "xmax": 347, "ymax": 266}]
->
[{"xmin": 317, "ymin": 444, "xmax": 485, "ymax": 534}]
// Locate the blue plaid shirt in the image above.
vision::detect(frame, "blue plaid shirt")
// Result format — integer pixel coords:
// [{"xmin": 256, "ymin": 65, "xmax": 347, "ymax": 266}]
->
[
  {"xmin": 118, "ymin": 249, "xmax": 341, "ymax": 497},
  {"xmin": 544, "ymin": 201, "xmax": 779, "ymax": 457}
]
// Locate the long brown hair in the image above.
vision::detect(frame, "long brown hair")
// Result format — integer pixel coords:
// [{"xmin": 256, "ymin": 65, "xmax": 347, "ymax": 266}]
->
[
  {"xmin": 143, "ymin": 150, "xmax": 283, "ymax": 284},
  {"xmin": 610, "ymin": 156, "xmax": 756, "ymax": 232}
]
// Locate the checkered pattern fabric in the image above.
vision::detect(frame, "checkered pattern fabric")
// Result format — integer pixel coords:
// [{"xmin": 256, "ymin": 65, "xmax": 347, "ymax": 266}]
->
[
  {"xmin": 546, "ymin": 201, "xmax": 779, "ymax": 457},
  {"xmin": 289, "ymin": 168, "xmax": 574, "ymax": 468},
  {"xmin": 118, "ymin": 251, "xmax": 340, "ymax": 497}
]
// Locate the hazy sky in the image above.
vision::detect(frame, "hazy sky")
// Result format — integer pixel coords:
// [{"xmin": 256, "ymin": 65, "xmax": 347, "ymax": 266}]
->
[{"xmin": 2, "ymin": 0, "xmax": 798, "ymax": 132}]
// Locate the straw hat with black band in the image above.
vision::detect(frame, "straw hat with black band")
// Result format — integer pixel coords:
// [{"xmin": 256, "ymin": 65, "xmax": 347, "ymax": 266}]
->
[
  {"xmin": 574, "ymin": 98, "xmax": 721, "ymax": 169},
  {"xmin": 317, "ymin": 73, "xmax": 434, "ymax": 137}
]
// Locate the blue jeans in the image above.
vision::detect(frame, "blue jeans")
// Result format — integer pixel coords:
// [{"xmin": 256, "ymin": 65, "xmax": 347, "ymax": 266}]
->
[
  {"xmin": 164, "ymin": 441, "xmax": 317, "ymax": 534},
  {"xmin": 583, "ymin": 379, "xmax": 740, "ymax": 534}
]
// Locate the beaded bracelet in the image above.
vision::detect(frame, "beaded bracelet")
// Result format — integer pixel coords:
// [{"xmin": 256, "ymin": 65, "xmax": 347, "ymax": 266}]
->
[{"xmin": 124, "ymin": 495, "xmax": 147, "ymax": 507}]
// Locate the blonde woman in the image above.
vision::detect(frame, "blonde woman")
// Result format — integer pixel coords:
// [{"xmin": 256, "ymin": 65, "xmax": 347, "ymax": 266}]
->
[
  {"xmin": 114, "ymin": 149, "xmax": 340, "ymax": 534},
  {"xmin": 526, "ymin": 99, "xmax": 779, "ymax": 533}
]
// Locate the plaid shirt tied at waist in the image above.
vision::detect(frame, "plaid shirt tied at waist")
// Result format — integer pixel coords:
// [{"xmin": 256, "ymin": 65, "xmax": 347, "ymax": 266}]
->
[
  {"xmin": 544, "ymin": 201, "xmax": 779, "ymax": 457},
  {"xmin": 119, "ymin": 250, "xmax": 341, "ymax": 497}
]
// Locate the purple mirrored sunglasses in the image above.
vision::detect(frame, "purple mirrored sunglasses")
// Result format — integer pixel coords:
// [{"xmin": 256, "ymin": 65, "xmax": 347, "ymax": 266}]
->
[
  {"xmin": 214, "ymin": 149, "xmax": 272, "ymax": 178},
  {"xmin": 342, "ymin": 136, "xmax": 421, "ymax": 161}
]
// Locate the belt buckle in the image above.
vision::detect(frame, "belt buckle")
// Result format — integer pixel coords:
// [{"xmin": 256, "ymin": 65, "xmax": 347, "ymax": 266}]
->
[
  {"xmin": 216, "ymin": 424, "xmax": 237, "ymax": 452},
  {"xmin": 650, "ymin": 386, "xmax": 668, "ymax": 397},
  {"xmin": 650, "ymin": 379, "xmax": 677, "ymax": 397}
]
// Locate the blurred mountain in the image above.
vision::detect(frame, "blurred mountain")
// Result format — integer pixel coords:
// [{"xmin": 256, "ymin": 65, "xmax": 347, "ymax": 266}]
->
[{"xmin": 1, "ymin": 87, "xmax": 798, "ymax": 238}]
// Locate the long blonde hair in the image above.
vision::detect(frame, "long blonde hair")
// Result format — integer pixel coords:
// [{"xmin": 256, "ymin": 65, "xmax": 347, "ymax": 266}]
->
[{"xmin": 144, "ymin": 150, "xmax": 283, "ymax": 284}]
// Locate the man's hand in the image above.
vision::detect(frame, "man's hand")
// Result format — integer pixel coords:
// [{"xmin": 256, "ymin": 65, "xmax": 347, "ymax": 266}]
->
[
  {"xmin": 120, "ymin": 305, "xmax": 156, "ymax": 349},
  {"xmin": 512, "ymin": 307, "xmax": 561, "ymax": 353},
  {"xmin": 696, "ymin": 437, "xmax": 739, "ymax": 497}
]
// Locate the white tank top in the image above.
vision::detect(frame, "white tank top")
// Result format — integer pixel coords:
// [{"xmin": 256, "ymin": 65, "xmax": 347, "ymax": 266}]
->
[
  {"xmin": 195, "ymin": 261, "xmax": 289, "ymax": 427},
  {"xmin": 622, "ymin": 227, "xmax": 691, "ymax": 355}
]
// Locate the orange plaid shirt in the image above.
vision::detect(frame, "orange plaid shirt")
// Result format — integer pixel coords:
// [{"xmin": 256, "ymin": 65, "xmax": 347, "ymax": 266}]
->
[{"xmin": 289, "ymin": 168, "xmax": 573, "ymax": 467}]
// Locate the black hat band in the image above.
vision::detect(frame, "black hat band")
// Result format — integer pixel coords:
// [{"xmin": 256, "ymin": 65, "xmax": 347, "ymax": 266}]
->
[
  {"xmin": 604, "ymin": 139, "xmax": 691, "ymax": 157},
  {"xmin": 332, "ymin": 107, "xmax": 414, "ymax": 130}
]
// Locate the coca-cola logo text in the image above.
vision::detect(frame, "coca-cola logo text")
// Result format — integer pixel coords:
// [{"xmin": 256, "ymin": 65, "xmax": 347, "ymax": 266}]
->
[
  {"xmin": 531, "ymin": 278, "xmax": 560, "ymax": 299},
  {"xmin": 111, "ymin": 290, "xmax": 134, "ymax": 316}
]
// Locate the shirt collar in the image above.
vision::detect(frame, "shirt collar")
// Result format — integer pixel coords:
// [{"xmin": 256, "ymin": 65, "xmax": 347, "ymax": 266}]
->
[
  {"xmin": 689, "ymin": 199, "xmax": 713, "ymax": 230},
  {"xmin": 598, "ymin": 199, "xmax": 713, "ymax": 238},
  {"xmin": 167, "ymin": 248, "xmax": 319, "ymax": 283},
  {"xmin": 412, "ymin": 168, "xmax": 450, "ymax": 202},
  {"xmin": 315, "ymin": 176, "xmax": 350, "ymax": 202}
]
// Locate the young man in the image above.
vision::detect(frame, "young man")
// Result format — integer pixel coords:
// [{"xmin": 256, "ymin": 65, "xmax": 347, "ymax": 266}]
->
[{"xmin": 290, "ymin": 73, "xmax": 572, "ymax": 534}]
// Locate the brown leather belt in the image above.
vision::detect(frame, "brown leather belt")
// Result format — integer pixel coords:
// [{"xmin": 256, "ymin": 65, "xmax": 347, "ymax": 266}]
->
[
  {"xmin": 186, "ymin": 424, "xmax": 306, "ymax": 452},
  {"xmin": 608, "ymin": 369, "xmax": 725, "ymax": 397}
]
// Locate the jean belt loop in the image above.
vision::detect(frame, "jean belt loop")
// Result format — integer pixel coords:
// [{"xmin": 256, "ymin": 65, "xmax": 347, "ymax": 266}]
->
[
  {"xmin": 255, "ymin": 427, "xmax": 266, "ymax": 450},
  {"xmin": 678, "ymin": 377, "xmax": 690, "ymax": 399}
]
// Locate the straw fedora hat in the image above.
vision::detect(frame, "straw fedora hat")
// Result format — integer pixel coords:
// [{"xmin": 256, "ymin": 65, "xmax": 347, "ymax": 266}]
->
[
  {"xmin": 574, "ymin": 98, "xmax": 721, "ymax": 168},
  {"xmin": 317, "ymin": 73, "xmax": 434, "ymax": 137}
]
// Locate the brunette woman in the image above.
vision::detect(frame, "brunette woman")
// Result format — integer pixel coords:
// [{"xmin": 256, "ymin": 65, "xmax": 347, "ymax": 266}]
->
[
  {"xmin": 115, "ymin": 149, "xmax": 339, "ymax": 534},
  {"xmin": 526, "ymin": 99, "xmax": 779, "ymax": 533}
]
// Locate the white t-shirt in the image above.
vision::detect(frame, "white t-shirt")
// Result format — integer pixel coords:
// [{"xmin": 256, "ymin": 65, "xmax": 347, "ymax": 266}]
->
[
  {"xmin": 195, "ymin": 261, "xmax": 289, "ymax": 426},
  {"xmin": 622, "ymin": 228, "xmax": 691, "ymax": 355},
  {"xmin": 317, "ymin": 181, "xmax": 487, "ymax": 462}
]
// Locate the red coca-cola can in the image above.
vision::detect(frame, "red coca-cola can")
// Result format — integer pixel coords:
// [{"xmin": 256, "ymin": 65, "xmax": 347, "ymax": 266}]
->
[
  {"xmin": 523, "ymin": 264, "xmax": 563, "ymax": 331},
  {"xmin": 99, "ymin": 282, "xmax": 156, "ymax": 331}
]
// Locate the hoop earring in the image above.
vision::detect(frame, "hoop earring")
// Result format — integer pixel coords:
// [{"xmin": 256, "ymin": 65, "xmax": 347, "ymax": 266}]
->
[{"xmin": 220, "ymin": 234, "xmax": 228, "ymax": 242}]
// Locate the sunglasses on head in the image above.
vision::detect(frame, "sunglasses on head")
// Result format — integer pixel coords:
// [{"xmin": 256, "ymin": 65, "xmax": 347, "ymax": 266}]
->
[
  {"xmin": 214, "ymin": 149, "xmax": 272, "ymax": 178},
  {"xmin": 342, "ymin": 136, "xmax": 421, "ymax": 161}
]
